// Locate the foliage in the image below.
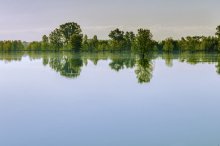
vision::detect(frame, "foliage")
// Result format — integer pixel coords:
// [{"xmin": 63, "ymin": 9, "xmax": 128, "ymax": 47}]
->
[
  {"xmin": 1, "ymin": 22, "xmax": 220, "ymax": 53},
  {"xmin": 0, "ymin": 41, "xmax": 24, "ymax": 51},
  {"xmin": 133, "ymin": 29, "xmax": 154, "ymax": 56},
  {"xmin": 48, "ymin": 22, "xmax": 82, "ymax": 51},
  {"xmin": 216, "ymin": 25, "xmax": 220, "ymax": 38},
  {"xmin": 162, "ymin": 38, "xmax": 175, "ymax": 52}
]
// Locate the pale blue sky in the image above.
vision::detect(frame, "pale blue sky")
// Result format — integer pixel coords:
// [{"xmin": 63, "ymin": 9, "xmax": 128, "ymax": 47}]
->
[{"xmin": 0, "ymin": 0, "xmax": 219, "ymax": 41}]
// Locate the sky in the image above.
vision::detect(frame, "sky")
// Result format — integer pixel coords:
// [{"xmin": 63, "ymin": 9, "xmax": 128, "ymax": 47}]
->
[{"xmin": 0, "ymin": 0, "xmax": 220, "ymax": 41}]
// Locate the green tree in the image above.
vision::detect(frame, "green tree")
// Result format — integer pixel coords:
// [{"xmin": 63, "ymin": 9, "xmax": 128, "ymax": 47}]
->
[
  {"xmin": 200, "ymin": 37, "xmax": 218, "ymax": 51},
  {"xmin": 179, "ymin": 36, "xmax": 201, "ymax": 52},
  {"xmin": 163, "ymin": 38, "xmax": 175, "ymax": 52},
  {"xmin": 216, "ymin": 25, "xmax": 220, "ymax": 38},
  {"xmin": 49, "ymin": 29, "xmax": 63, "ymax": 51},
  {"xmin": 42, "ymin": 35, "xmax": 49, "ymax": 51},
  {"xmin": 125, "ymin": 31, "xmax": 135, "ymax": 49},
  {"xmin": 27, "ymin": 41, "xmax": 42, "ymax": 51},
  {"xmin": 70, "ymin": 34, "xmax": 83, "ymax": 52},
  {"xmin": 133, "ymin": 29, "xmax": 154, "ymax": 57},
  {"xmin": 82, "ymin": 35, "xmax": 89, "ymax": 51},
  {"xmin": 216, "ymin": 26, "xmax": 220, "ymax": 50},
  {"xmin": 48, "ymin": 22, "xmax": 82, "ymax": 51},
  {"xmin": 109, "ymin": 28, "xmax": 124, "ymax": 41},
  {"xmin": 90, "ymin": 35, "xmax": 99, "ymax": 51},
  {"xmin": 109, "ymin": 28, "xmax": 126, "ymax": 50},
  {"xmin": 59, "ymin": 22, "xmax": 82, "ymax": 45}
]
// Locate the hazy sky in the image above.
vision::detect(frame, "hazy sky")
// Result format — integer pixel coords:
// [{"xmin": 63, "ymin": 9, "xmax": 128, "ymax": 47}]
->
[{"xmin": 0, "ymin": 0, "xmax": 220, "ymax": 41}]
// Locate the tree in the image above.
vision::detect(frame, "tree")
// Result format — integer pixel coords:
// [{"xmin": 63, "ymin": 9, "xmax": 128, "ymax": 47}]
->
[
  {"xmin": 90, "ymin": 35, "xmax": 99, "ymax": 51},
  {"xmin": 163, "ymin": 38, "xmax": 175, "ymax": 52},
  {"xmin": 82, "ymin": 35, "xmax": 89, "ymax": 51},
  {"xmin": 179, "ymin": 36, "xmax": 201, "ymax": 52},
  {"xmin": 134, "ymin": 29, "xmax": 154, "ymax": 57},
  {"xmin": 200, "ymin": 37, "xmax": 218, "ymax": 51},
  {"xmin": 70, "ymin": 34, "xmax": 83, "ymax": 52},
  {"xmin": 59, "ymin": 22, "xmax": 82, "ymax": 45},
  {"xmin": 216, "ymin": 26, "xmax": 220, "ymax": 50},
  {"xmin": 42, "ymin": 35, "xmax": 49, "ymax": 51},
  {"xmin": 48, "ymin": 22, "xmax": 82, "ymax": 51},
  {"xmin": 27, "ymin": 41, "xmax": 42, "ymax": 51},
  {"xmin": 49, "ymin": 29, "xmax": 63, "ymax": 51},
  {"xmin": 109, "ymin": 28, "xmax": 126, "ymax": 50},
  {"xmin": 109, "ymin": 28, "xmax": 124, "ymax": 41},
  {"xmin": 216, "ymin": 25, "xmax": 220, "ymax": 38},
  {"xmin": 125, "ymin": 31, "xmax": 135, "ymax": 49}
]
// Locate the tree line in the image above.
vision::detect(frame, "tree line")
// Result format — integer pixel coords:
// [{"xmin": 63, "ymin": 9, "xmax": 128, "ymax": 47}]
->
[{"xmin": 0, "ymin": 22, "xmax": 220, "ymax": 54}]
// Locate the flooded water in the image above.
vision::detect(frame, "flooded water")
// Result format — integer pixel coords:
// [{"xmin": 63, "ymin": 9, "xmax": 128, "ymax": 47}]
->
[{"xmin": 0, "ymin": 52, "xmax": 220, "ymax": 146}]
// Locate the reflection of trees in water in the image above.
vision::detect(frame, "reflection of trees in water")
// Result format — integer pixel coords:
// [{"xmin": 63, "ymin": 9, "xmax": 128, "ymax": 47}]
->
[
  {"xmin": 40, "ymin": 52, "xmax": 220, "ymax": 82},
  {"xmin": 135, "ymin": 57, "xmax": 153, "ymax": 84},
  {"xmin": 0, "ymin": 52, "xmax": 24, "ymax": 62},
  {"xmin": 48, "ymin": 56, "xmax": 83, "ymax": 78},
  {"xmin": 2, "ymin": 51, "xmax": 220, "ymax": 83},
  {"xmin": 162, "ymin": 53, "xmax": 173, "ymax": 67},
  {"xmin": 216, "ymin": 63, "xmax": 220, "ymax": 74},
  {"xmin": 179, "ymin": 52, "xmax": 218, "ymax": 64},
  {"xmin": 108, "ymin": 53, "xmax": 154, "ymax": 84},
  {"xmin": 216, "ymin": 54, "xmax": 220, "ymax": 74},
  {"xmin": 109, "ymin": 53, "xmax": 136, "ymax": 71},
  {"xmin": 109, "ymin": 58, "xmax": 135, "ymax": 71}
]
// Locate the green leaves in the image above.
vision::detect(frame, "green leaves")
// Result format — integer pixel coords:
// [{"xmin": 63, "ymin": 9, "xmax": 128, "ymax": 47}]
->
[
  {"xmin": 134, "ymin": 29, "xmax": 154, "ymax": 55},
  {"xmin": 48, "ymin": 22, "xmax": 83, "ymax": 51}
]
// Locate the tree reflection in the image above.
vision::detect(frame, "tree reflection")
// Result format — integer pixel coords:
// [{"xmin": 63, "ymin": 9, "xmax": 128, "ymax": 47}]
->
[
  {"xmin": 0, "ymin": 52, "xmax": 220, "ymax": 84},
  {"xmin": 135, "ymin": 56, "xmax": 153, "ymax": 84},
  {"xmin": 216, "ymin": 54, "xmax": 220, "ymax": 74},
  {"xmin": 0, "ymin": 52, "xmax": 24, "ymax": 63},
  {"xmin": 162, "ymin": 53, "xmax": 173, "ymax": 67},
  {"xmin": 48, "ymin": 55, "xmax": 83, "ymax": 78},
  {"xmin": 109, "ymin": 58, "xmax": 135, "ymax": 72}
]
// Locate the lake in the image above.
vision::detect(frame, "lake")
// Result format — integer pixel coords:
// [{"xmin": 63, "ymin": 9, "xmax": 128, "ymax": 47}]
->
[{"xmin": 0, "ymin": 52, "xmax": 220, "ymax": 146}]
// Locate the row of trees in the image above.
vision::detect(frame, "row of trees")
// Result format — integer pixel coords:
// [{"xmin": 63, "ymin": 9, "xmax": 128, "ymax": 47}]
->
[
  {"xmin": 23, "ymin": 22, "xmax": 155, "ymax": 53},
  {"xmin": 159, "ymin": 36, "xmax": 220, "ymax": 52},
  {"xmin": 1, "ymin": 22, "xmax": 220, "ymax": 54},
  {"xmin": 0, "ymin": 41, "xmax": 24, "ymax": 51}
]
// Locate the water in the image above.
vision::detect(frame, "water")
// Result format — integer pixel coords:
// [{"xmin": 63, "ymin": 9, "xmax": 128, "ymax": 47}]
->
[{"xmin": 0, "ymin": 52, "xmax": 220, "ymax": 146}]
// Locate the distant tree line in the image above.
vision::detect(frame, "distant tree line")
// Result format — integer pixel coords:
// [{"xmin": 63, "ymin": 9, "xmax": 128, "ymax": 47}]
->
[
  {"xmin": 1, "ymin": 22, "xmax": 220, "ymax": 55},
  {"xmin": 0, "ymin": 40, "xmax": 24, "ymax": 51}
]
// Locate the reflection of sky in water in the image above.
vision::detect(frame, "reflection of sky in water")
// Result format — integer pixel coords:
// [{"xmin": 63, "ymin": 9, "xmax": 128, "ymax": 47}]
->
[{"xmin": 0, "ymin": 53, "xmax": 220, "ymax": 146}]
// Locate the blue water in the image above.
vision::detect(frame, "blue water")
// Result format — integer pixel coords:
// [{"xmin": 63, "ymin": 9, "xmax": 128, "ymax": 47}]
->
[{"xmin": 0, "ymin": 52, "xmax": 220, "ymax": 146}]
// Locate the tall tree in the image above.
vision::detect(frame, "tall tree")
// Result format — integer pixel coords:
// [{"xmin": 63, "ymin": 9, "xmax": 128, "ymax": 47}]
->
[
  {"xmin": 70, "ymin": 34, "xmax": 83, "ymax": 52},
  {"xmin": 59, "ymin": 22, "xmax": 82, "ymax": 45},
  {"xmin": 48, "ymin": 22, "xmax": 82, "ymax": 51},
  {"xmin": 90, "ymin": 35, "xmax": 99, "ymax": 51},
  {"xmin": 134, "ymin": 29, "xmax": 154, "ymax": 57},
  {"xmin": 49, "ymin": 29, "xmax": 63, "ymax": 51},
  {"xmin": 125, "ymin": 31, "xmax": 135, "ymax": 49},
  {"xmin": 163, "ymin": 38, "xmax": 175, "ymax": 52},
  {"xmin": 109, "ymin": 29, "xmax": 125, "ymax": 41},
  {"xmin": 217, "ymin": 26, "xmax": 220, "ymax": 50},
  {"xmin": 42, "ymin": 35, "xmax": 49, "ymax": 50},
  {"xmin": 216, "ymin": 25, "xmax": 220, "ymax": 38},
  {"xmin": 109, "ymin": 28, "xmax": 126, "ymax": 50}
]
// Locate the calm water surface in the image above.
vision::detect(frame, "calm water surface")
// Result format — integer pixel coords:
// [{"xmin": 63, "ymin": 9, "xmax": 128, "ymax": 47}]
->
[{"xmin": 0, "ymin": 52, "xmax": 220, "ymax": 146}]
